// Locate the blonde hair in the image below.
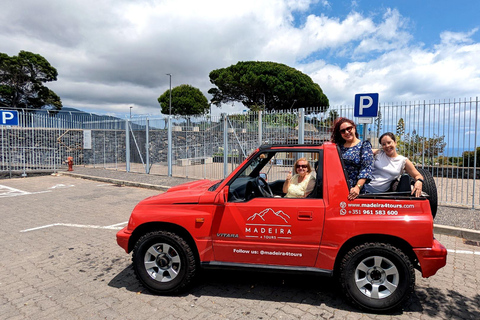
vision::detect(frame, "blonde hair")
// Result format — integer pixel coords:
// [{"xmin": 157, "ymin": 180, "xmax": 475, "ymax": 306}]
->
[{"xmin": 293, "ymin": 157, "xmax": 312, "ymax": 173}]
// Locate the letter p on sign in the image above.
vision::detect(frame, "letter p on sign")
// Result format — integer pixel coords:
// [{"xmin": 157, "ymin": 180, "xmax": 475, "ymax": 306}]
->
[
  {"xmin": 354, "ymin": 93, "xmax": 379, "ymax": 118},
  {"xmin": 0, "ymin": 110, "xmax": 19, "ymax": 126}
]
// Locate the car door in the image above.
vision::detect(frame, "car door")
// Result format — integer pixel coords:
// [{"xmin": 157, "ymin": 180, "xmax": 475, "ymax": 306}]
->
[{"xmin": 211, "ymin": 150, "xmax": 325, "ymax": 267}]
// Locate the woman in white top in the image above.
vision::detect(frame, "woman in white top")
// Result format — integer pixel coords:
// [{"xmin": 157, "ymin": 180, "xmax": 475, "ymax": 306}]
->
[
  {"xmin": 364, "ymin": 132, "xmax": 424, "ymax": 197},
  {"xmin": 283, "ymin": 158, "xmax": 316, "ymax": 198}
]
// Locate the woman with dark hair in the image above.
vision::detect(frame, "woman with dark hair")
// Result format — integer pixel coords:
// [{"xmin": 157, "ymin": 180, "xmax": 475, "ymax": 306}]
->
[
  {"xmin": 331, "ymin": 117, "xmax": 374, "ymax": 200},
  {"xmin": 364, "ymin": 132, "xmax": 424, "ymax": 197}
]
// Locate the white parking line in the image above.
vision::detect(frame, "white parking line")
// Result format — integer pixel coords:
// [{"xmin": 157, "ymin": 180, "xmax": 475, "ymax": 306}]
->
[
  {"xmin": 49, "ymin": 184, "xmax": 75, "ymax": 189},
  {"xmin": 105, "ymin": 222, "xmax": 129, "ymax": 228},
  {"xmin": 20, "ymin": 221, "xmax": 128, "ymax": 233},
  {"xmin": 447, "ymin": 249, "xmax": 480, "ymax": 255},
  {"xmin": 0, "ymin": 184, "xmax": 51, "ymax": 197}
]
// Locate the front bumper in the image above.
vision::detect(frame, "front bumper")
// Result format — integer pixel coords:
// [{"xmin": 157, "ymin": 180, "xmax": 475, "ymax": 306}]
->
[
  {"xmin": 116, "ymin": 227, "xmax": 132, "ymax": 253},
  {"xmin": 413, "ymin": 238, "xmax": 447, "ymax": 278}
]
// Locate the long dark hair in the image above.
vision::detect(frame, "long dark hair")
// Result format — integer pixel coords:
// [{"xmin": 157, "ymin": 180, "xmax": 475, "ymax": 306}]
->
[{"xmin": 330, "ymin": 117, "xmax": 359, "ymax": 144}]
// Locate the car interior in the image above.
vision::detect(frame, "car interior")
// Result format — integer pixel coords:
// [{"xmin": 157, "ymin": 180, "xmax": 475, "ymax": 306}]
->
[{"xmin": 227, "ymin": 150, "xmax": 323, "ymax": 202}]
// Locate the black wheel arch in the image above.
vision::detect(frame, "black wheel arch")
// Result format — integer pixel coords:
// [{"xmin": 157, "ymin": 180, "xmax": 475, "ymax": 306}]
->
[
  {"xmin": 128, "ymin": 222, "xmax": 200, "ymax": 265},
  {"xmin": 333, "ymin": 234, "xmax": 419, "ymax": 276}
]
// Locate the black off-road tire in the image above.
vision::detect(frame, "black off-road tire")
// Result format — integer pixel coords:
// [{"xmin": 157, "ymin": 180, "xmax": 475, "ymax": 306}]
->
[
  {"xmin": 339, "ymin": 242, "xmax": 415, "ymax": 313},
  {"xmin": 132, "ymin": 230, "xmax": 196, "ymax": 294},
  {"xmin": 416, "ymin": 168, "xmax": 438, "ymax": 218}
]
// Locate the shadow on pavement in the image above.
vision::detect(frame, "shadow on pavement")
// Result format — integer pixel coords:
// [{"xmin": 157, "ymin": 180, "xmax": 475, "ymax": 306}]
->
[
  {"xmin": 409, "ymin": 286, "xmax": 480, "ymax": 319},
  {"xmin": 110, "ymin": 265, "xmax": 480, "ymax": 315},
  {"xmin": 109, "ymin": 265, "xmax": 480, "ymax": 317}
]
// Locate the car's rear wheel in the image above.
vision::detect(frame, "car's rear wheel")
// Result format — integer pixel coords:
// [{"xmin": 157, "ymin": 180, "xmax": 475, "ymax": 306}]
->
[
  {"xmin": 132, "ymin": 231, "xmax": 196, "ymax": 294},
  {"xmin": 339, "ymin": 242, "xmax": 415, "ymax": 313}
]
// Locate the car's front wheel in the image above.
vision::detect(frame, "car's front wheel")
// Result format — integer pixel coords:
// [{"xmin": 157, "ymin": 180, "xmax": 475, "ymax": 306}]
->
[
  {"xmin": 132, "ymin": 230, "xmax": 196, "ymax": 294},
  {"xmin": 339, "ymin": 242, "xmax": 415, "ymax": 313}
]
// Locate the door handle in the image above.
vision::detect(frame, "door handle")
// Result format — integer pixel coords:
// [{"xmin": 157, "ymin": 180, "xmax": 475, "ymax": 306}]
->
[{"xmin": 298, "ymin": 211, "xmax": 313, "ymax": 220}]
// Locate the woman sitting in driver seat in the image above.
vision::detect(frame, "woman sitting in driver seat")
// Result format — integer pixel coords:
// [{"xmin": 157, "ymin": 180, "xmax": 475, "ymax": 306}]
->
[{"xmin": 283, "ymin": 158, "xmax": 315, "ymax": 198}]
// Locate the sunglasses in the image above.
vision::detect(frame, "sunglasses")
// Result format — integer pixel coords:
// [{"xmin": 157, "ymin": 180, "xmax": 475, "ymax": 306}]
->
[
  {"xmin": 340, "ymin": 126, "xmax": 354, "ymax": 134},
  {"xmin": 296, "ymin": 164, "xmax": 308, "ymax": 169}
]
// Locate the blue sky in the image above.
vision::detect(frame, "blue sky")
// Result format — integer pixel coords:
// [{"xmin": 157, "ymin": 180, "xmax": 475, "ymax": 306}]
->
[{"xmin": 1, "ymin": 0, "xmax": 480, "ymax": 117}]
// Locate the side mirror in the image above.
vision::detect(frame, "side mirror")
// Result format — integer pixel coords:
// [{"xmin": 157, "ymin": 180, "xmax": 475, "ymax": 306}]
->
[{"xmin": 215, "ymin": 186, "xmax": 229, "ymax": 204}]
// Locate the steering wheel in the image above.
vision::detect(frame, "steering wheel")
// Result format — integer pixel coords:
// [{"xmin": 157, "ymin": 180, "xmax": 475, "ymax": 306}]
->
[{"xmin": 255, "ymin": 176, "xmax": 274, "ymax": 198}]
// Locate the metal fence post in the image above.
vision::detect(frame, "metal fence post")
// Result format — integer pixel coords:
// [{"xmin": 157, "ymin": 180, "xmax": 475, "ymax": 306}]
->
[
  {"xmin": 298, "ymin": 108, "xmax": 305, "ymax": 144},
  {"xmin": 146, "ymin": 118, "xmax": 150, "ymax": 174},
  {"xmin": 472, "ymin": 97, "xmax": 478, "ymax": 209},
  {"xmin": 422, "ymin": 100, "xmax": 426, "ymax": 168},
  {"xmin": 126, "ymin": 119, "xmax": 130, "ymax": 172},
  {"xmin": 258, "ymin": 110, "xmax": 263, "ymax": 146},
  {"xmin": 223, "ymin": 113, "xmax": 228, "ymax": 178},
  {"xmin": 168, "ymin": 115, "xmax": 172, "ymax": 177}
]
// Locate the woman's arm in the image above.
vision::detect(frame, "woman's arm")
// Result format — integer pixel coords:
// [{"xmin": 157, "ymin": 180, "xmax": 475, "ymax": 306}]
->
[
  {"xmin": 304, "ymin": 175, "xmax": 316, "ymax": 197},
  {"xmin": 404, "ymin": 159, "xmax": 424, "ymax": 197},
  {"xmin": 357, "ymin": 141, "xmax": 374, "ymax": 182},
  {"xmin": 283, "ymin": 171, "xmax": 292, "ymax": 193},
  {"xmin": 349, "ymin": 141, "xmax": 374, "ymax": 200},
  {"xmin": 348, "ymin": 178, "xmax": 368, "ymax": 200}
]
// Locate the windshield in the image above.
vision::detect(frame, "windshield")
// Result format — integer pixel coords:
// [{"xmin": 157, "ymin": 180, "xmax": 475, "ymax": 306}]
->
[
  {"xmin": 208, "ymin": 179, "xmax": 224, "ymax": 191},
  {"xmin": 238, "ymin": 152, "xmax": 268, "ymax": 177}
]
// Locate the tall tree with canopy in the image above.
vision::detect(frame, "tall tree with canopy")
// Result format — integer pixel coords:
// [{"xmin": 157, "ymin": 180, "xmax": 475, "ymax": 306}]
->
[
  {"xmin": 158, "ymin": 84, "xmax": 209, "ymax": 116},
  {"xmin": 0, "ymin": 51, "xmax": 62, "ymax": 110},
  {"xmin": 208, "ymin": 61, "xmax": 329, "ymax": 112}
]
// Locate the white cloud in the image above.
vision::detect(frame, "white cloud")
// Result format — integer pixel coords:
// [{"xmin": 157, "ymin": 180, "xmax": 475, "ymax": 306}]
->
[
  {"xmin": 310, "ymin": 28, "xmax": 480, "ymax": 105},
  {"xmin": 354, "ymin": 9, "xmax": 412, "ymax": 55}
]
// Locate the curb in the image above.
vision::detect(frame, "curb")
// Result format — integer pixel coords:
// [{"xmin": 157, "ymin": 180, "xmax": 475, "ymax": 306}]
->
[
  {"xmin": 434, "ymin": 224, "xmax": 480, "ymax": 241},
  {"xmin": 60, "ymin": 172, "xmax": 171, "ymax": 191}
]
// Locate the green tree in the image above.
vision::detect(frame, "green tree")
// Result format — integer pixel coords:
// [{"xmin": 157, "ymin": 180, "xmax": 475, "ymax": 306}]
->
[
  {"xmin": 158, "ymin": 84, "xmax": 209, "ymax": 116},
  {"xmin": 396, "ymin": 118, "xmax": 405, "ymax": 138},
  {"xmin": 374, "ymin": 109, "xmax": 382, "ymax": 137},
  {"xmin": 319, "ymin": 109, "xmax": 338, "ymax": 127},
  {"xmin": 401, "ymin": 133, "xmax": 446, "ymax": 163},
  {"xmin": 208, "ymin": 61, "xmax": 329, "ymax": 111},
  {"xmin": 461, "ymin": 147, "xmax": 480, "ymax": 167},
  {"xmin": 0, "ymin": 50, "xmax": 62, "ymax": 110}
]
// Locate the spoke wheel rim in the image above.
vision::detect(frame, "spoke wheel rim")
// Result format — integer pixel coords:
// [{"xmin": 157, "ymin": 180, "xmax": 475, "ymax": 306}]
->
[
  {"xmin": 144, "ymin": 242, "xmax": 181, "ymax": 283},
  {"xmin": 354, "ymin": 255, "xmax": 399, "ymax": 299}
]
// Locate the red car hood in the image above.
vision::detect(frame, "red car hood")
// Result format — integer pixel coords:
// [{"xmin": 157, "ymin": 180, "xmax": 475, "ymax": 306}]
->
[{"xmin": 139, "ymin": 179, "xmax": 218, "ymax": 205}]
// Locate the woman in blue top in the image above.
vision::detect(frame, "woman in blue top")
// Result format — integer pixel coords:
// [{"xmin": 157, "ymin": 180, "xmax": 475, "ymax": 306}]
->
[{"xmin": 331, "ymin": 118, "xmax": 374, "ymax": 200}]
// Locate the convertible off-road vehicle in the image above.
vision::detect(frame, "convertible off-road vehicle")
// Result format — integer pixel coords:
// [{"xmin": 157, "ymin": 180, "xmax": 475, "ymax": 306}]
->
[{"xmin": 117, "ymin": 143, "xmax": 447, "ymax": 312}]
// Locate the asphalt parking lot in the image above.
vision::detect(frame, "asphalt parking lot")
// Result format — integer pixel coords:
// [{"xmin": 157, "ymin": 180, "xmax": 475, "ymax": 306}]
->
[{"xmin": 1, "ymin": 174, "xmax": 479, "ymax": 320}]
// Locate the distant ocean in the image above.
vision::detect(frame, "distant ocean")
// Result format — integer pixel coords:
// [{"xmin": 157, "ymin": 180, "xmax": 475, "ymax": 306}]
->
[{"xmin": 442, "ymin": 147, "xmax": 475, "ymax": 157}]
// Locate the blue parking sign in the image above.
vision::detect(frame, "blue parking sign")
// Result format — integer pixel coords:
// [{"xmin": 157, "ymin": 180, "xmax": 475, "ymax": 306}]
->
[
  {"xmin": 354, "ymin": 93, "xmax": 379, "ymax": 117},
  {"xmin": 0, "ymin": 110, "xmax": 19, "ymax": 126}
]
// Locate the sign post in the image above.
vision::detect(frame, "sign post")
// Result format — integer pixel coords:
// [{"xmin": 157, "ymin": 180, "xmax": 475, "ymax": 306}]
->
[
  {"xmin": 354, "ymin": 93, "xmax": 379, "ymax": 141},
  {"xmin": 0, "ymin": 110, "xmax": 19, "ymax": 126}
]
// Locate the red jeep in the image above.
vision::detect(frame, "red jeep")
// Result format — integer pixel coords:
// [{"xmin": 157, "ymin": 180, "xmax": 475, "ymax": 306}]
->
[{"xmin": 117, "ymin": 143, "xmax": 446, "ymax": 312}]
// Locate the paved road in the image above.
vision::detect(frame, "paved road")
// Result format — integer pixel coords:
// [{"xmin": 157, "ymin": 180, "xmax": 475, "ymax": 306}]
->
[{"xmin": 1, "ymin": 175, "xmax": 479, "ymax": 319}]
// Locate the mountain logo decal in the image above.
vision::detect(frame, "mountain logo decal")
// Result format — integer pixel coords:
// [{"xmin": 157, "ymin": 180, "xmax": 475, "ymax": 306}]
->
[{"xmin": 247, "ymin": 208, "xmax": 291, "ymax": 224}]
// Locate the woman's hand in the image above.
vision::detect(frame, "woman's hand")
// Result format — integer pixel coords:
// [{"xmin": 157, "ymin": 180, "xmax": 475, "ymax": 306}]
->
[
  {"xmin": 283, "ymin": 171, "xmax": 292, "ymax": 194},
  {"xmin": 412, "ymin": 180, "xmax": 423, "ymax": 197},
  {"xmin": 348, "ymin": 185, "xmax": 360, "ymax": 200},
  {"xmin": 286, "ymin": 171, "xmax": 292, "ymax": 181}
]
